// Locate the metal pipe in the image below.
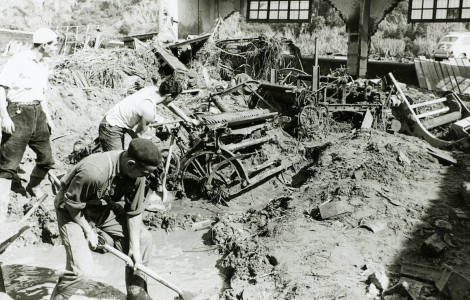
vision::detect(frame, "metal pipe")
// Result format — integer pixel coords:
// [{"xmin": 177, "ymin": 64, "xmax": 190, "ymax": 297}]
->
[
  {"xmin": 227, "ymin": 112, "xmax": 278, "ymax": 126},
  {"xmin": 225, "ymin": 136, "xmax": 273, "ymax": 152},
  {"xmin": 416, "ymin": 107, "xmax": 450, "ymax": 119},
  {"xmin": 211, "ymin": 95, "xmax": 230, "ymax": 113},
  {"xmin": 410, "ymin": 97, "xmax": 447, "ymax": 109}
]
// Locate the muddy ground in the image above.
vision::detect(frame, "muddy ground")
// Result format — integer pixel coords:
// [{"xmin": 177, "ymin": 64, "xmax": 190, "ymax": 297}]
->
[{"xmin": 1, "ymin": 53, "xmax": 470, "ymax": 300}]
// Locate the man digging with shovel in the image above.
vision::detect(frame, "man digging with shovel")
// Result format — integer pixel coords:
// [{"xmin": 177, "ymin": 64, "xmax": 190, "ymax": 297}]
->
[{"xmin": 50, "ymin": 138, "xmax": 161, "ymax": 300}]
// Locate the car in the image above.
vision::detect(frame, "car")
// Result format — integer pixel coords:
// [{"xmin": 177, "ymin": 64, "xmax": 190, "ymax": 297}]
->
[{"xmin": 433, "ymin": 32, "xmax": 470, "ymax": 61}]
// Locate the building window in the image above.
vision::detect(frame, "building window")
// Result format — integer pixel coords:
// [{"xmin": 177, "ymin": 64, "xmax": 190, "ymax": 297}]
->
[
  {"xmin": 409, "ymin": 0, "xmax": 470, "ymax": 22},
  {"xmin": 247, "ymin": 0, "xmax": 311, "ymax": 22}
]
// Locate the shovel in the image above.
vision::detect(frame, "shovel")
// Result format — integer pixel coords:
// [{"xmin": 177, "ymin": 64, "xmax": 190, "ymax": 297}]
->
[
  {"xmin": 0, "ymin": 193, "xmax": 48, "ymax": 255},
  {"xmin": 97, "ymin": 236, "xmax": 195, "ymax": 300},
  {"xmin": 146, "ymin": 134, "xmax": 177, "ymax": 212}
]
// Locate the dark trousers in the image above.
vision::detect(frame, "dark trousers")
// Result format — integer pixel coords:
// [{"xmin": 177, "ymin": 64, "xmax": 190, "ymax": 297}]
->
[
  {"xmin": 51, "ymin": 191, "xmax": 153, "ymax": 300},
  {"xmin": 98, "ymin": 118, "xmax": 126, "ymax": 152},
  {"xmin": 0, "ymin": 103, "xmax": 54, "ymax": 179}
]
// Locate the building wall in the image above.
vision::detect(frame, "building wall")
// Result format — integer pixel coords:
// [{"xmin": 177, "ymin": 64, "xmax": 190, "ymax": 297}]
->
[
  {"xmin": 0, "ymin": 29, "xmax": 33, "ymax": 50},
  {"xmin": 178, "ymin": 0, "xmax": 245, "ymax": 38}
]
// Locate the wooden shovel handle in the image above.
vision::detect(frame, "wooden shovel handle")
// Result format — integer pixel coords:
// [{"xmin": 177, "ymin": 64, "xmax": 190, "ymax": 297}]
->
[
  {"xmin": 20, "ymin": 194, "xmax": 48, "ymax": 224},
  {"xmin": 162, "ymin": 134, "xmax": 176, "ymax": 188},
  {"xmin": 98, "ymin": 243, "xmax": 186, "ymax": 299}
]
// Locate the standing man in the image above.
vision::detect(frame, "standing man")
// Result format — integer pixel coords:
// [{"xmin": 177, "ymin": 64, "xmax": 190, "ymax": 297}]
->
[
  {"xmin": 0, "ymin": 28, "xmax": 58, "ymax": 223},
  {"xmin": 51, "ymin": 138, "xmax": 161, "ymax": 300},
  {"xmin": 99, "ymin": 78, "xmax": 199, "ymax": 152}
]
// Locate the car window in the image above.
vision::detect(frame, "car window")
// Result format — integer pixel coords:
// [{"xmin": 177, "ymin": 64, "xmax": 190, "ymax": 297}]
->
[
  {"xmin": 441, "ymin": 37, "xmax": 459, "ymax": 43},
  {"xmin": 462, "ymin": 37, "xmax": 470, "ymax": 45}
]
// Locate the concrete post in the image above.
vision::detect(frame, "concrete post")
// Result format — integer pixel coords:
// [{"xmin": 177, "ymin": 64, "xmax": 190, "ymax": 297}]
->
[{"xmin": 346, "ymin": 0, "xmax": 371, "ymax": 79}]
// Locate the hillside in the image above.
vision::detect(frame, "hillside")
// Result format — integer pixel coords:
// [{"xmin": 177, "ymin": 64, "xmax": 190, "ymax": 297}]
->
[{"xmin": 2, "ymin": 0, "xmax": 470, "ymax": 58}]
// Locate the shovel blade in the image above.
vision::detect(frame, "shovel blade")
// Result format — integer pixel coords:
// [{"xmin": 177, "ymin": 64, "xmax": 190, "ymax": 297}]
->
[{"xmin": 146, "ymin": 189, "xmax": 177, "ymax": 212}]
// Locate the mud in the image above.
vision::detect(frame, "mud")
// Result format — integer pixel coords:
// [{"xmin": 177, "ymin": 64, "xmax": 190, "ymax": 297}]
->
[{"xmin": 1, "ymin": 230, "xmax": 225, "ymax": 300}]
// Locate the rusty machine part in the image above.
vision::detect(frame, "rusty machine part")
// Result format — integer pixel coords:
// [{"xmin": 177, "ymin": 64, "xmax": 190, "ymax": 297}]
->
[
  {"xmin": 389, "ymin": 73, "xmax": 470, "ymax": 150},
  {"xmin": 197, "ymin": 109, "xmax": 275, "ymax": 126},
  {"xmin": 150, "ymin": 92, "xmax": 291, "ymax": 205},
  {"xmin": 176, "ymin": 107, "xmax": 288, "ymax": 204},
  {"xmin": 250, "ymin": 68, "xmax": 385, "ymax": 135}
]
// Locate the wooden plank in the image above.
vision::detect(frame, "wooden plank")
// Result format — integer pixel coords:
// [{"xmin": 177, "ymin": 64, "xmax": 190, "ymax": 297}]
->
[
  {"xmin": 431, "ymin": 60, "xmax": 447, "ymax": 91},
  {"xmin": 167, "ymin": 33, "xmax": 211, "ymax": 49},
  {"xmin": 461, "ymin": 58, "xmax": 470, "ymax": 71},
  {"xmin": 461, "ymin": 59, "xmax": 470, "ymax": 93},
  {"xmin": 459, "ymin": 78, "xmax": 470, "ymax": 94},
  {"xmin": 444, "ymin": 61, "xmax": 462, "ymax": 93},
  {"xmin": 449, "ymin": 58, "xmax": 465, "ymax": 93},
  {"xmin": 439, "ymin": 61, "xmax": 454, "ymax": 91},
  {"xmin": 418, "ymin": 57, "xmax": 434, "ymax": 90},
  {"xmin": 454, "ymin": 58, "xmax": 470, "ymax": 93},
  {"xmin": 426, "ymin": 59, "xmax": 440, "ymax": 90},
  {"xmin": 455, "ymin": 58, "xmax": 469, "ymax": 78},
  {"xmin": 414, "ymin": 59, "xmax": 428, "ymax": 89},
  {"xmin": 154, "ymin": 45, "xmax": 188, "ymax": 71}
]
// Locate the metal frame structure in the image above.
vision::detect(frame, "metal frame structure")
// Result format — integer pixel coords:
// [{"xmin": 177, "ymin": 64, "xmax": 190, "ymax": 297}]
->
[
  {"xmin": 246, "ymin": 0, "xmax": 312, "ymax": 22},
  {"xmin": 408, "ymin": 0, "xmax": 470, "ymax": 23}
]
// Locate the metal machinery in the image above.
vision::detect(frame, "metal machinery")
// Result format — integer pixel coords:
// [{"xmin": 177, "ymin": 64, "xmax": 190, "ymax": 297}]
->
[
  {"xmin": 389, "ymin": 73, "xmax": 470, "ymax": 150},
  {"xmin": 249, "ymin": 68, "xmax": 385, "ymax": 136},
  {"xmin": 157, "ymin": 86, "xmax": 292, "ymax": 205}
]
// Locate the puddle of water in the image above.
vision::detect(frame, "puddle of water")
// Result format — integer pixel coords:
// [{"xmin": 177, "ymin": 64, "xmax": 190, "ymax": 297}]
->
[{"xmin": 1, "ymin": 229, "xmax": 226, "ymax": 300}]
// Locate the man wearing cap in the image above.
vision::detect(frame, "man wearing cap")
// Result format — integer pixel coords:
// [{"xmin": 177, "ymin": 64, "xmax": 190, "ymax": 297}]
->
[
  {"xmin": 99, "ymin": 78, "xmax": 200, "ymax": 152},
  {"xmin": 51, "ymin": 138, "xmax": 161, "ymax": 300},
  {"xmin": 0, "ymin": 28, "xmax": 58, "ymax": 222}
]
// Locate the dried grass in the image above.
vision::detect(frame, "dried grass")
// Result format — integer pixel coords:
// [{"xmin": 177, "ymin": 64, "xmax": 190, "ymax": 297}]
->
[
  {"xmin": 51, "ymin": 47, "xmax": 160, "ymax": 89},
  {"xmin": 371, "ymin": 32, "xmax": 406, "ymax": 57},
  {"xmin": 122, "ymin": 0, "xmax": 159, "ymax": 33}
]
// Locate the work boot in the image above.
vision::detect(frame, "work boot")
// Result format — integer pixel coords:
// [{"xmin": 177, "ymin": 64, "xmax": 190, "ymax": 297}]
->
[
  {"xmin": 0, "ymin": 178, "xmax": 12, "ymax": 223},
  {"xmin": 126, "ymin": 268, "xmax": 151, "ymax": 300},
  {"xmin": 26, "ymin": 166, "xmax": 48, "ymax": 198}
]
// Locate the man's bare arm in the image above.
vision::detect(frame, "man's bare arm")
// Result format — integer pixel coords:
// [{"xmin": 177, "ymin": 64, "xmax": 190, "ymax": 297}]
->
[
  {"xmin": 166, "ymin": 102, "xmax": 200, "ymax": 125},
  {"xmin": 127, "ymin": 213, "xmax": 142, "ymax": 266},
  {"xmin": 133, "ymin": 100, "xmax": 155, "ymax": 138}
]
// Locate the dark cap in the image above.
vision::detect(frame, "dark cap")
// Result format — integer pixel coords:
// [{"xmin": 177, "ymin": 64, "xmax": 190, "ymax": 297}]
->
[{"xmin": 127, "ymin": 138, "xmax": 162, "ymax": 167}]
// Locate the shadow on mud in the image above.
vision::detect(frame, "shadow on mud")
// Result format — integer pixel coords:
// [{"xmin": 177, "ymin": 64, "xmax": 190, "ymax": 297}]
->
[
  {"xmin": 2, "ymin": 264, "xmax": 126, "ymax": 300},
  {"xmin": 388, "ymin": 155, "xmax": 470, "ymax": 299}
]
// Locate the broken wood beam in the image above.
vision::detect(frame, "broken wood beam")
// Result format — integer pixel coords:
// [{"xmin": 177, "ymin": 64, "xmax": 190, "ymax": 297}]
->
[{"xmin": 421, "ymin": 111, "xmax": 461, "ymax": 129}]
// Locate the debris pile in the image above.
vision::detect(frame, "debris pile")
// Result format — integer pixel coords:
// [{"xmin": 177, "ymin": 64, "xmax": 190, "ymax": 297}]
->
[
  {"xmin": 2, "ymin": 19, "xmax": 470, "ymax": 300},
  {"xmin": 210, "ymin": 197, "xmax": 294, "ymax": 295},
  {"xmin": 51, "ymin": 47, "xmax": 160, "ymax": 90},
  {"xmin": 190, "ymin": 35, "xmax": 302, "ymax": 82}
]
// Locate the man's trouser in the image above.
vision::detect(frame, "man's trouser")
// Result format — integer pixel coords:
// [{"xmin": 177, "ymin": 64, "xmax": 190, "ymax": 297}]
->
[
  {"xmin": 0, "ymin": 102, "xmax": 55, "ymax": 179},
  {"xmin": 51, "ymin": 193, "xmax": 152, "ymax": 300},
  {"xmin": 98, "ymin": 118, "xmax": 126, "ymax": 152}
]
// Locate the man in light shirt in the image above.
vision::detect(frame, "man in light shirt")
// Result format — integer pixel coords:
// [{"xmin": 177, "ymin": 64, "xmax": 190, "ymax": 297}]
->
[
  {"xmin": 99, "ymin": 78, "xmax": 199, "ymax": 152},
  {"xmin": 0, "ymin": 28, "xmax": 57, "ymax": 223}
]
